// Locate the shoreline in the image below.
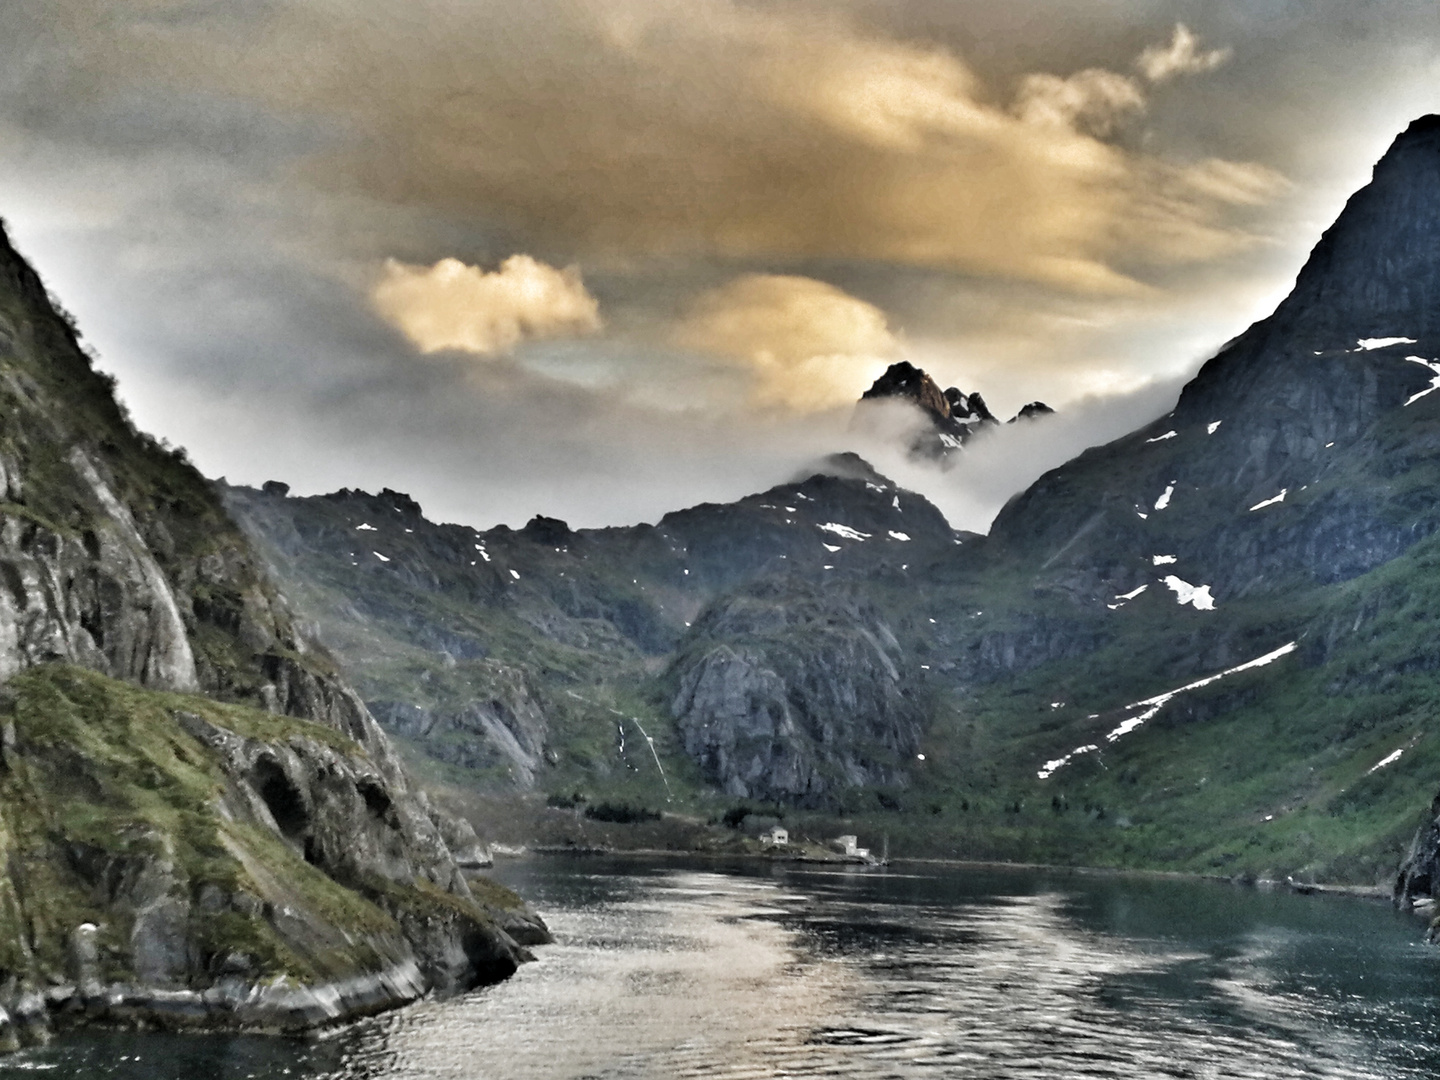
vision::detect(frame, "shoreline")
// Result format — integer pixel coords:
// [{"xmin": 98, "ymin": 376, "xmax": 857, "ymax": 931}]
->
[
  {"xmin": 0, "ymin": 960, "xmax": 432, "ymax": 1051},
  {"xmin": 496, "ymin": 845, "xmax": 1401, "ymax": 905}
]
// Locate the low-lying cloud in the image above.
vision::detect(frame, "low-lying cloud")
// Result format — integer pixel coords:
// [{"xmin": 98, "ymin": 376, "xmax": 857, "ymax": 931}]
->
[{"xmin": 371, "ymin": 255, "xmax": 602, "ymax": 356}]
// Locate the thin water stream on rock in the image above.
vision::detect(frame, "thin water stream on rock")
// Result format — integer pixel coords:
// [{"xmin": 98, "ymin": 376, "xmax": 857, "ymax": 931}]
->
[{"xmin": 7, "ymin": 857, "xmax": 1440, "ymax": 1078}]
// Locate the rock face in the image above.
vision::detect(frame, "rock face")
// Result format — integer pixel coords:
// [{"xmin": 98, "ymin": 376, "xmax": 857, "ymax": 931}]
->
[
  {"xmin": 670, "ymin": 581, "xmax": 923, "ymax": 805},
  {"xmin": 987, "ymin": 117, "xmax": 1440, "ymax": 623},
  {"xmin": 857, "ymin": 360, "xmax": 1050, "ymax": 460},
  {"xmin": 1394, "ymin": 790, "xmax": 1440, "ymax": 925},
  {"xmin": 0, "ymin": 222, "xmax": 546, "ymax": 1045}
]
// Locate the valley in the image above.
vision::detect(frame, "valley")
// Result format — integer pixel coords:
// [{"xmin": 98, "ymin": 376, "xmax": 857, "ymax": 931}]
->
[{"xmin": 224, "ymin": 117, "xmax": 1440, "ymax": 899}]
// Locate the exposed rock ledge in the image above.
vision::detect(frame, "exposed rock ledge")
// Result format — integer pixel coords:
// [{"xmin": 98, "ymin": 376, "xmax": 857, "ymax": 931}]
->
[{"xmin": 0, "ymin": 960, "xmax": 432, "ymax": 1049}]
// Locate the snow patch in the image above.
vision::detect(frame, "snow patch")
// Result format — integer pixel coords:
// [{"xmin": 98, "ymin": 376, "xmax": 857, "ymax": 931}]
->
[
  {"xmin": 888, "ymin": 531, "xmax": 911, "ymax": 542},
  {"xmin": 473, "ymin": 544, "xmax": 491, "ymax": 562},
  {"xmin": 1367, "ymin": 747, "xmax": 1406, "ymax": 774},
  {"xmin": 1162, "ymin": 575, "xmax": 1215, "ymax": 610},
  {"xmin": 819, "ymin": 522, "xmax": 871, "ymax": 541},
  {"xmin": 372, "ymin": 551, "xmax": 390, "ymax": 563},
  {"xmin": 356, "ymin": 523, "xmax": 377, "ymax": 532},
  {"xmin": 1037, "ymin": 744, "xmax": 1100, "ymax": 781},
  {"xmin": 1152, "ymin": 554, "xmax": 1177, "ymax": 566},
  {"xmin": 1403, "ymin": 356, "xmax": 1440, "ymax": 406},
  {"xmin": 1115, "ymin": 584, "xmax": 1148, "ymax": 601},
  {"xmin": 1036, "ymin": 642, "xmax": 1297, "ymax": 778},
  {"xmin": 822, "ymin": 543, "xmax": 841, "ymax": 553},
  {"xmin": 1153, "ymin": 484, "xmax": 1175, "ymax": 511},
  {"xmin": 509, "ymin": 569, "xmax": 521, "ymax": 580},
  {"xmin": 1249, "ymin": 489, "xmax": 1287, "ymax": 511},
  {"xmin": 1207, "ymin": 421, "xmax": 1222, "ymax": 435},
  {"xmin": 1136, "ymin": 511, "xmax": 1148, "ymax": 520},
  {"xmin": 892, "ymin": 495, "xmax": 901, "ymax": 511},
  {"xmin": 1356, "ymin": 336, "xmax": 1417, "ymax": 351},
  {"xmin": 1146, "ymin": 430, "xmax": 1177, "ymax": 443}
]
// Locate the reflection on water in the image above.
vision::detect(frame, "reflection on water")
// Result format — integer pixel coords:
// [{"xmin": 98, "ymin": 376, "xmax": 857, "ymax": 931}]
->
[{"xmin": 5, "ymin": 859, "xmax": 1439, "ymax": 1079}]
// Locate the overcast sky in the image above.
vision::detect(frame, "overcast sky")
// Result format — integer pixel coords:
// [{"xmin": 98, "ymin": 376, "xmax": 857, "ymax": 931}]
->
[{"xmin": 2, "ymin": 1, "xmax": 1437, "ymax": 530}]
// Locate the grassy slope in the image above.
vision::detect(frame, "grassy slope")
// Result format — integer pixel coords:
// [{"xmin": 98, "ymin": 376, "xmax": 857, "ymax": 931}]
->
[{"xmin": 0, "ymin": 664, "xmax": 525, "ymax": 989}]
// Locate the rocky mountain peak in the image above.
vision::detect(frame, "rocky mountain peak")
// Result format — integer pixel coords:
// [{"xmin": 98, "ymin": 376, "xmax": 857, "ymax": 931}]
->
[
  {"xmin": 1268, "ymin": 113, "xmax": 1440, "ymax": 343},
  {"xmin": 861, "ymin": 360, "xmax": 955, "ymax": 429},
  {"xmin": 857, "ymin": 361, "xmax": 1050, "ymax": 460}
]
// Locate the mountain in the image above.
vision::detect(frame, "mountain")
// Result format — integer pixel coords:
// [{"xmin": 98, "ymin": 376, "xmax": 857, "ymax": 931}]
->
[
  {"xmin": 911, "ymin": 113, "xmax": 1440, "ymax": 882},
  {"xmin": 221, "ymin": 454, "xmax": 955, "ymax": 805},
  {"xmin": 0, "ymin": 223, "xmax": 545, "ymax": 1048},
  {"xmin": 856, "ymin": 360, "xmax": 1050, "ymax": 460},
  {"xmin": 226, "ymin": 116, "xmax": 1440, "ymax": 894}
]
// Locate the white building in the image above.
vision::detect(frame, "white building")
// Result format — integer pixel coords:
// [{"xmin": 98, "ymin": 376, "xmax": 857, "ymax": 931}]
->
[
  {"xmin": 833, "ymin": 834, "xmax": 870, "ymax": 859},
  {"xmin": 760, "ymin": 825, "xmax": 789, "ymax": 846}
]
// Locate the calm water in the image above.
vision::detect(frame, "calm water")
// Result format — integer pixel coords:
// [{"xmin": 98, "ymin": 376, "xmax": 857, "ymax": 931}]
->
[{"xmin": 6, "ymin": 858, "xmax": 1440, "ymax": 1078}]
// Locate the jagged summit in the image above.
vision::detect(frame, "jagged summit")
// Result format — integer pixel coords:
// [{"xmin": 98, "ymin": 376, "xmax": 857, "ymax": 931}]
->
[
  {"xmin": 857, "ymin": 361, "xmax": 1049, "ymax": 460},
  {"xmin": 1011, "ymin": 401, "xmax": 1055, "ymax": 422},
  {"xmin": 1272, "ymin": 113, "xmax": 1440, "ymax": 341}
]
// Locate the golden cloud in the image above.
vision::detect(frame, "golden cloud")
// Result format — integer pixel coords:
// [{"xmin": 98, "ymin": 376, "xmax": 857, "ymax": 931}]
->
[
  {"xmin": 81, "ymin": 0, "xmax": 1284, "ymax": 300},
  {"xmin": 1013, "ymin": 69, "xmax": 1146, "ymax": 138},
  {"xmin": 673, "ymin": 274, "xmax": 898, "ymax": 411},
  {"xmin": 86, "ymin": 1, "xmax": 1279, "ymax": 295},
  {"xmin": 371, "ymin": 255, "xmax": 601, "ymax": 356}
]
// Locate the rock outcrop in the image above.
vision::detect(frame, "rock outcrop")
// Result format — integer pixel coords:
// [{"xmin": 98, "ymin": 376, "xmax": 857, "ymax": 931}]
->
[
  {"xmin": 857, "ymin": 360, "xmax": 1050, "ymax": 460},
  {"xmin": 669, "ymin": 580, "xmax": 923, "ymax": 805}
]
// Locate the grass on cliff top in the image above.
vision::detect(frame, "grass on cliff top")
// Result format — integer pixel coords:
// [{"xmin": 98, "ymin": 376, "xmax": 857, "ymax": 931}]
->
[{"xmin": 0, "ymin": 665, "xmax": 423, "ymax": 986}]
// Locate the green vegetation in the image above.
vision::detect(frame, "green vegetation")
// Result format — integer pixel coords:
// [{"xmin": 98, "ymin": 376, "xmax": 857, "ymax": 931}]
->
[{"xmin": 0, "ymin": 663, "xmax": 475, "ymax": 989}]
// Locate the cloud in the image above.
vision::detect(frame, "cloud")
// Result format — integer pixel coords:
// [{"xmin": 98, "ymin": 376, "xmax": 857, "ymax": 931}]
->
[
  {"xmin": 1137, "ymin": 24, "xmax": 1233, "ymax": 84},
  {"xmin": 79, "ymin": 0, "xmax": 1290, "ymax": 299},
  {"xmin": 6, "ymin": 0, "xmax": 1439, "ymax": 540},
  {"xmin": 844, "ymin": 375, "xmax": 1189, "ymax": 532},
  {"xmin": 672, "ymin": 274, "xmax": 898, "ymax": 411},
  {"xmin": 370, "ymin": 255, "xmax": 601, "ymax": 356},
  {"xmin": 1013, "ymin": 69, "xmax": 1145, "ymax": 138}
]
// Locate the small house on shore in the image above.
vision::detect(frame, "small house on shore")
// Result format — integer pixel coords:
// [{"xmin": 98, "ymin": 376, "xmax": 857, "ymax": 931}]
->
[{"xmin": 760, "ymin": 825, "xmax": 789, "ymax": 846}]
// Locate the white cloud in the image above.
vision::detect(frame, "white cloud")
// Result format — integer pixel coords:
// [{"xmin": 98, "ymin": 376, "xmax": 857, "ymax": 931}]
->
[
  {"xmin": 371, "ymin": 255, "xmax": 601, "ymax": 356},
  {"xmin": 1137, "ymin": 24, "xmax": 1233, "ymax": 84}
]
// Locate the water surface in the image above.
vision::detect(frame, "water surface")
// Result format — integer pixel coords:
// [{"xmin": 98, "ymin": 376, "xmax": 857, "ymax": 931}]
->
[{"xmin": 6, "ymin": 858, "xmax": 1438, "ymax": 1078}]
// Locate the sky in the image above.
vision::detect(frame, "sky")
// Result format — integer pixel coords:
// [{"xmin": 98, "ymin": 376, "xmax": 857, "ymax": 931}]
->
[{"xmin": 2, "ymin": 1, "xmax": 1438, "ymax": 531}]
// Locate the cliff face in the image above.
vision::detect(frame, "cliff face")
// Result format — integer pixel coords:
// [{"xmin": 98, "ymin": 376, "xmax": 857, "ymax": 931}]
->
[
  {"xmin": 669, "ymin": 580, "xmax": 923, "ymax": 805},
  {"xmin": 0, "ymin": 223, "xmax": 544, "ymax": 1048}
]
